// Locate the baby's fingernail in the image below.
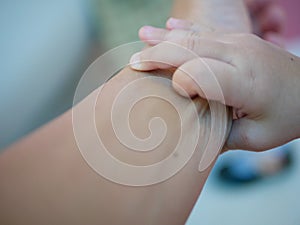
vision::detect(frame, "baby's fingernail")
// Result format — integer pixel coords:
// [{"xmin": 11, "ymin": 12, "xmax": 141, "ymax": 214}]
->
[
  {"xmin": 167, "ymin": 17, "xmax": 181, "ymax": 26},
  {"xmin": 139, "ymin": 26, "xmax": 157, "ymax": 38},
  {"xmin": 166, "ymin": 17, "xmax": 192, "ymax": 29},
  {"xmin": 130, "ymin": 52, "xmax": 143, "ymax": 70}
]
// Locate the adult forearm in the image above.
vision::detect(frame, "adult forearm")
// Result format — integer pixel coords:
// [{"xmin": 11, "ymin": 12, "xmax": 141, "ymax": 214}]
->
[
  {"xmin": 0, "ymin": 1, "xmax": 250, "ymax": 224},
  {"xmin": 172, "ymin": 0, "xmax": 251, "ymax": 33},
  {"xmin": 0, "ymin": 68, "xmax": 229, "ymax": 225}
]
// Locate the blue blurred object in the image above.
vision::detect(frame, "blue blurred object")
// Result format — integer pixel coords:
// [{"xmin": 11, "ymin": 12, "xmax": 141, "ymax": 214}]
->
[
  {"xmin": 218, "ymin": 145, "xmax": 293, "ymax": 183},
  {"xmin": 0, "ymin": 0, "xmax": 97, "ymax": 150}
]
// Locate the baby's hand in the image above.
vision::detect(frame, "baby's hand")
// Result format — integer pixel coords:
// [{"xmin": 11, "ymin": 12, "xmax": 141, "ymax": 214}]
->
[{"xmin": 130, "ymin": 27, "xmax": 300, "ymax": 151}]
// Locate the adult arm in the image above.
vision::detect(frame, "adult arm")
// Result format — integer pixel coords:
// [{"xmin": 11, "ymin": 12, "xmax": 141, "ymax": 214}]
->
[{"xmin": 0, "ymin": 1, "xmax": 250, "ymax": 224}]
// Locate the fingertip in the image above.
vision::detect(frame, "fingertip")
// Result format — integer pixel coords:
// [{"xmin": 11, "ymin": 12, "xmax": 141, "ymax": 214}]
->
[
  {"xmin": 129, "ymin": 52, "xmax": 144, "ymax": 71},
  {"xmin": 172, "ymin": 70, "xmax": 198, "ymax": 98},
  {"xmin": 138, "ymin": 26, "xmax": 153, "ymax": 40},
  {"xmin": 130, "ymin": 50, "xmax": 173, "ymax": 71},
  {"xmin": 166, "ymin": 17, "xmax": 193, "ymax": 30},
  {"xmin": 166, "ymin": 17, "xmax": 175, "ymax": 30},
  {"xmin": 138, "ymin": 26, "xmax": 168, "ymax": 45}
]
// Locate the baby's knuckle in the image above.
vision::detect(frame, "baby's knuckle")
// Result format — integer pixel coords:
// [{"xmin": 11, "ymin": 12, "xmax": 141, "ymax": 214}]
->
[
  {"xmin": 182, "ymin": 31, "xmax": 200, "ymax": 51},
  {"xmin": 165, "ymin": 30, "xmax": 178, "ymax": 41},
  {"xmin": 242, "ymin": 34, "xmax": 262, "ymax": 48}
]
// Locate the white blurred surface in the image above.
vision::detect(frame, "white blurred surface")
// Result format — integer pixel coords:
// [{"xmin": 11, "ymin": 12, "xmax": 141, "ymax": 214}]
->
[
  {"xmin": 187, "ymin": 140, "xmax": 300, "ymax": 225},
  {"xmin": 0, "ymin": 0, "xmax": 94, "ymax": 149}
]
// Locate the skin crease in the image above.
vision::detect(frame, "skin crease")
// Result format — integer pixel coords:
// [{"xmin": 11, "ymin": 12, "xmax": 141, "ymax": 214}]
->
[
  {"xmin": 130, "ymin": 22, "xmax": 300, "ymax": 152},
  {"xmin": 0, "ymin": 1, "xmax": 249, "ymax": 224}
]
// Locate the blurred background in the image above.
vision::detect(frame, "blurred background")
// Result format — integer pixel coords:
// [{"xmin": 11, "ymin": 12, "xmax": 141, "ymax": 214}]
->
[{"xmin": 0, "ymin": 0, "xmax": 299, "ymax": 224}]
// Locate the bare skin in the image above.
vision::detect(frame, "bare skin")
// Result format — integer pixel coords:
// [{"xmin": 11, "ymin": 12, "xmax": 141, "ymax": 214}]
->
[
  {"xmin": 166, "ymin": 0, "xmax": 285, "ymax": 46},
  {"xmin": 171, "ymin": 0, "xmax": 251, "ymax": 33},
  {"xmin": 0, "ymin": 1, "xmax": 251, "ymax": 224},
  {"xmin": 1, "ymin": 68, "xmax": 225, "ymax": 225}
]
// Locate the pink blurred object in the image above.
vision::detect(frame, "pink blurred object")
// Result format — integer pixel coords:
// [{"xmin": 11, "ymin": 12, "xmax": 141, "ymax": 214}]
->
[{"xmin": 279, "ymin": 0, "xmax": 300, "ymax": 40}]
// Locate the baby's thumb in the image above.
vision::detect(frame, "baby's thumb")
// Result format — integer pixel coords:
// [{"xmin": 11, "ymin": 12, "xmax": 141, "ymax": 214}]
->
[{"xmin": 225, "ymin": 118, "xmax": 267, "ymax": 151}]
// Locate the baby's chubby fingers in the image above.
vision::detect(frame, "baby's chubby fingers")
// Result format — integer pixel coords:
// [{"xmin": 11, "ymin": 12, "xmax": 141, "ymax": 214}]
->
[
  {"xmin": 166, "ymin": 17, "xmax": 195, "ymax": 30},
  {"xmin": 130, "ymin": 41, "xmax": 197, "ymax": 70},
  {"xmin": 139, "ymin": 23, "xmax": 213, "ymax": 45},
  {"xmin": 138, "ymin": 24, "xmax": 204, "ymax": 45},
  {"xmin": 130, "ymin": 29, "xmax": 234, "ymax": 71},
  {"xmin": 138, "ymin": 26, "xmax": 169, "ymax": 45},
  {"xmin": 166, "ymin": 17, "xmax": 213, "ymax": 32}
]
